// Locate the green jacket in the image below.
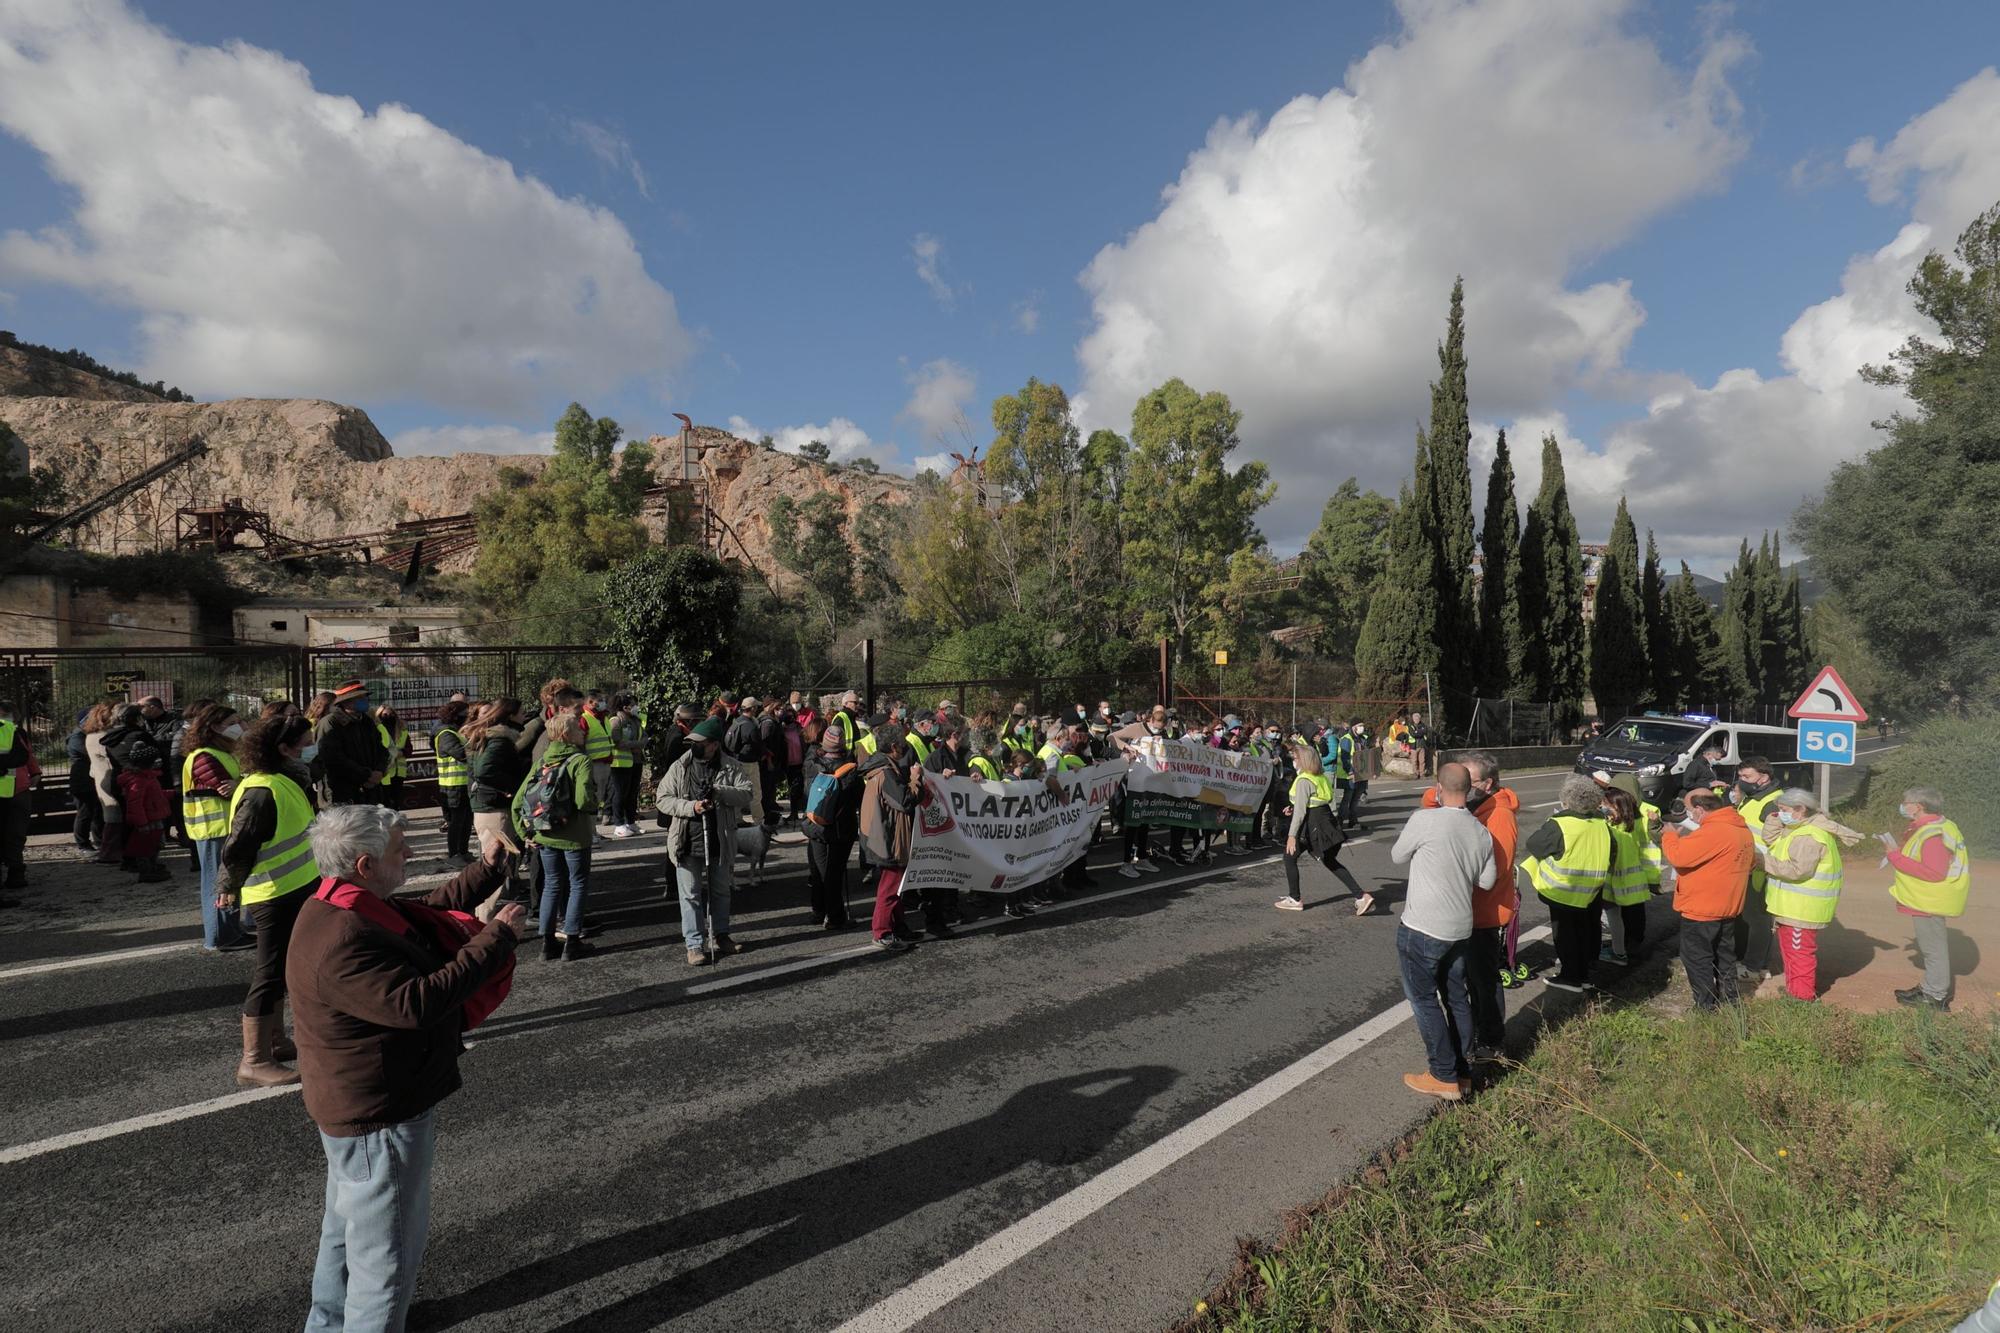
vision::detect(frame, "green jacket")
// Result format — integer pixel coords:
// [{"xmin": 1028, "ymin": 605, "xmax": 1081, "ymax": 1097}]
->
[{"xmin": 510, "ymin": 740, "xmax": 597, "ymax": 851}]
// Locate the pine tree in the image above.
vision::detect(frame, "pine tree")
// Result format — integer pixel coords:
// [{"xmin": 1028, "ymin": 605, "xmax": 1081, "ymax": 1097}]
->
[
  {"xmin": 1476, "ymin": 428, "xmax": 1524, "ymax": 696},
  {"xmin": 1420, "ymin": 279, "xmax": 1479, "ymax": 711},
  {"xmin": 1354, "ymin": 482, "xmax": 1440, "ymax": 695},
  {"xmin": 1522, "ymin": 433, "xmax": 1587, "ymax": 730},
  {"xmin": 1641, "ymin": 530, "xmax": 1671, "ymax": 705},
  {"xmin": 1589, "ymin": 495, "xmax": 1651, "ymax": 717}
]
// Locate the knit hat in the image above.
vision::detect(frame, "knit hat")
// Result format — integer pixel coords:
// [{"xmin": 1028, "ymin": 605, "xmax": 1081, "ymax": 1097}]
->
[{"xmin": 691, "ymin": 717, "xmax": 726, "ymax": 743}]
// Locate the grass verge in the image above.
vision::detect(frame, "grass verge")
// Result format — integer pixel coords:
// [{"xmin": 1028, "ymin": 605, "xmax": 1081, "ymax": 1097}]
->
[{"xmin": 1181, "ymin": 1001, "xmax": 2000, "ymax": 1331}]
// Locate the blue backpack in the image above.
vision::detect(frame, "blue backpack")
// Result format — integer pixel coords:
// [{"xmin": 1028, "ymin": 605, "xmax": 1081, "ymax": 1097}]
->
[{"xmin": 805, "ymin": 762, "xmax": 856, "ymax": 830}]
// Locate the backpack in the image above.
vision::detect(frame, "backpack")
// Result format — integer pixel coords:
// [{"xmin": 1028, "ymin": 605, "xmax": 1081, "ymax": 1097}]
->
[
  {"xmin": 805, "ymin": 762, "xmax": 856, "ymax": 829},
  {"xmin": 519, "ymin": 754, "xmax": 578, "ymax": 833}
]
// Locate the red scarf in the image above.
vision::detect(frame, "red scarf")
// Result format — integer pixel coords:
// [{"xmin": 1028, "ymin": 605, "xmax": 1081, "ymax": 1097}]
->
[{"xmin": 313, "ymin": 878, "xmax": 513, "ymax": 1030}]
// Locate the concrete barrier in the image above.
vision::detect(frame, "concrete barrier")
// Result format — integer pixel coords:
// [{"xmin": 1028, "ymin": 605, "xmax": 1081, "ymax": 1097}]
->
[{"xmin": 1439, "ymin": 744, "xmax": 1578, "ymax": 773}]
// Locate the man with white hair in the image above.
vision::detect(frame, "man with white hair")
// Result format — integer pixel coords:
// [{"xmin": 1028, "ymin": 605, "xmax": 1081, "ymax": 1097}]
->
[
  {"xmin": 1521, "ymin": 774, "xmax": 1615, "ymax": 993},
  {"xmin": 1880, "ymin": 786, "xmax": 1972, "ymax": 1012},
  {"xmin": 285, "ymin": 805, "xmax": 525, "ymax": 1330},
  {"xmin": 1757, "ymin": 787, "xmax": 1852, "ymax": 1002}
]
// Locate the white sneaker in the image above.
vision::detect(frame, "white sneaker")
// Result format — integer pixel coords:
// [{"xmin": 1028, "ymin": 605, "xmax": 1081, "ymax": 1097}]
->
[
  {"xmin": 1274, "ymin": 897, "xmax": 1304, "ymax": 911},
  {"xmin": 610, "ymin": 825, "xmax": 635, "ymax": 839},
  {"xmin": 1119, "ymin": 864, "xmax": 1144, "ymax": 879}
]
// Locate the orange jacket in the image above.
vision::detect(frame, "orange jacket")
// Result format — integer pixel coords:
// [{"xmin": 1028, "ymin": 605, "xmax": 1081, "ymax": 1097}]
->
[
  {"xmin": 1661, "ymin": 806, "xmax": 1755, "ymax": 922},
  {"xmin": 1423, "ymin": 785, "xmax": 1520, "ymax": 926}
]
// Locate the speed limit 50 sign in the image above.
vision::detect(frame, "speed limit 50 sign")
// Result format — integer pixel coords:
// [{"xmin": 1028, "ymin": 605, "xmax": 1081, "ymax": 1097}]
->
[{"xmin": 1797, "ymin": 718, "xmax": 1856, "ymax": 767}]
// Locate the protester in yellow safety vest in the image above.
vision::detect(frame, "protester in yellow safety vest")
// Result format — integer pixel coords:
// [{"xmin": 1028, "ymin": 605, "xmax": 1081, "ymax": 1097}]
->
[
  {"xmin": 907, "ymin": 714, "xmax": 936, "ymax": 768},
  {"xmin": 373, "ymin": 705, "xmax": 411, "ymax": 812},
  {"xmin": 1758, "ymin": 787, "xmax": 1857, "ymax": 1002},
  {"xmin": 607, "ymin": 693, "xmax": 645, "ymax": 840},
  {"xmin": 1276, "ymin": 741, "xmax": 1372, "ymax": 914},
  {"xmin": 1520, "ymin": 774, "xmax": 1614, "ymax": 993},
  {"xmin": 829, "ymin": 691, "xmax": 864, "ymax": 753},
  {"xmin": 1598, "ymin": 786, "xmax": 1657, "ymax": 967},
  {"xmin": 0, "ymin": 700, "xmax": 28, "ymax": 907},
  {"xmin": 181, "ymin": 703, "xmax": 253, "ymax": 951},
  {"xmin": 581, "ymin": 690, "xmax": 619, "ymax": 840},
  {"xmin": 217, "ymin": 714, "xmax": 320, "ymax": 1088},
  {"xmin": 433, "ymin": 699, "xmax": 474, "ymax": 864},
  {"xmin": 1880, "ymin": 786, "xmax": 1973, "ymax": 1011},
  {"xmin": 1730, "ymin": 756, "xmax": 1784, "ymax": 983}
]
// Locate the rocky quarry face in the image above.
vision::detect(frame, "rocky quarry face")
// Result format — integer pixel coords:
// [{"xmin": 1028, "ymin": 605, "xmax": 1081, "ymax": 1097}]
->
[{"xmin": 1, "ymin": 395, "xmax": 915, "ymax": 593}]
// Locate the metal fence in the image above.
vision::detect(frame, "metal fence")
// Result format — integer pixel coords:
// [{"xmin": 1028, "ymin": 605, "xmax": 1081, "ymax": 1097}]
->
[{"xmin": 874, "ymin": 671, "xmax": 1162, "ymax": 721}]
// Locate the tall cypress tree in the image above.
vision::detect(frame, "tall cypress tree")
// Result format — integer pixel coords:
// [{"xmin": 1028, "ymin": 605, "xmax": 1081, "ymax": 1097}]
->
[
  {"xmin": 1641, "ymin": 530, "xmax": 1671, "ymax": 705},
  {"xmin": 1355, "ymin": 481, "xmax": 1441, "ymax": 695},
  {"xmin": 1525, "ymin": 433, "xmax": 1587, "ymax": 730},
  {"xmin": 1756, "ymin": 534, "xmax": 1797, "ymax": 704},
  {"xmin": 1669, "ymin": 561, "xmax": 1729, "ymax": 703},
  {"xmin": 1718, "ymin": 540, "xmax": 1762, "ymax": 705},
  {"xmin": 1421, "ymin": 278, "xmax": 1479, "ymax": 711},
  {"xmin": 1589, "ymin": 495, "xmax": 1651, "ymax": 717},
  {"xmin": 1476, "ymin": 428, "xmax": 1524, "ymax": 696}
]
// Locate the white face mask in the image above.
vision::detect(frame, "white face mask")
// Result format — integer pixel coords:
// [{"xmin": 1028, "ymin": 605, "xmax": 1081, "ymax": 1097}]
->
[
  {"xmin": 298, "ymin": 743, "xmax": 319, "ymax": 763},
  {"xmin": 221, "ymin": 722, "xmax": 244, "ymax": 740}
]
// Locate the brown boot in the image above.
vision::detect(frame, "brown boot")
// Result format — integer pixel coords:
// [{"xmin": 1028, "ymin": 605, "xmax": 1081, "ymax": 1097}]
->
[{"xmin": 235, "ymin": 1014, "xmax": 301, "ymax": 1088}]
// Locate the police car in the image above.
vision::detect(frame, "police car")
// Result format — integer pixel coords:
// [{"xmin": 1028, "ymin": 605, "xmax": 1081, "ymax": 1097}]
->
[{"xmin": 1576, "ymin": 713, "xmax": 1806, "ymax": 805}]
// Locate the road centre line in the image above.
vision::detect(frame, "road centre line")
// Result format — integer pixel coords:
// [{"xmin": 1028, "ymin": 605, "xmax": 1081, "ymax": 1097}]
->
[
  {"xmin": 0, "ymin": 1084, "xmax": 302, "ymax": 1165},
  {"xmin": 833, "ymin": 926, "xmax": 1555, "ymax": 1333},
  {"xmin": 0, "ymin": 940, "xmax": 194, "ymax": 981},
  {"xmin": 3, "ymin": 848, "xmax": 1330, "ymax": 1156}
]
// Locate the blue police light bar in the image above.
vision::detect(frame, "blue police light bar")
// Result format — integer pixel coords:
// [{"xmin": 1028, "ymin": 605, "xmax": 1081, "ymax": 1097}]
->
[{"xmin": 1679, "ymin": 712, "xmax": 1717, "ymax": 723}]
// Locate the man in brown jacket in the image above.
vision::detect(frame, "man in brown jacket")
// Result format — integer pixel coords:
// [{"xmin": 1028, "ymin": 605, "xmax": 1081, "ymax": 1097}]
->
[{"xmin": 288, "ymin": 803, "xmax": 524, "ymax": 1331}]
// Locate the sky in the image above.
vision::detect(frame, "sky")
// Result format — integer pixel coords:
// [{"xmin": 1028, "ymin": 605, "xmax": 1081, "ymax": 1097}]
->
[{"xmin": 3, "ymin": 0, "xmax": 1999, "ymax": 574}]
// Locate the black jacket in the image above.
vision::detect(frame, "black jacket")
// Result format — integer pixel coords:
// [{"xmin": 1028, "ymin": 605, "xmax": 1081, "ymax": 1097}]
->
[
  {"xmin": 724, "ymin": 712, "xmax": 763, "ymax": 764},
  {"xmin": 315, "ymin": 707, "xmax": 387, "ymax": 803},
  {"xmin": 220, "ymin": 784, "xmax": 279, "ymax": 893},
  {"xmin": 802, "ymin": 750, "xmax": 863, "ymax": 841}
]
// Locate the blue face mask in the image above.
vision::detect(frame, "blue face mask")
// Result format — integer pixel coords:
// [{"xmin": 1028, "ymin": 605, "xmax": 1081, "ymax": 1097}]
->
[
  {"xmin": 1776, "ymin": 809, "xmax": 1799, "ymax": 826},
  {"xmin": 299, "ymin": 743, "xmax": 319, "ymax": 763}
]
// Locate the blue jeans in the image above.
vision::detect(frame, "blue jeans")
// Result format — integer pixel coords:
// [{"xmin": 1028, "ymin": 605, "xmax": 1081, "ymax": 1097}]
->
[
  {"xmin": 1397, "ymin": 921, "xmax": 1474, "ymax": 1083},
  {"xmin": 675, "ymin": 850, "xmax": 733, "ymax": 952},
  {"xmin": 537, "ymin": 846, "xmax": 590, "ymax": 938},
  {"xmin": 196, "ymin": 837, "xmax": 249, "ymax": 950},
  {"xmin": 306, "ymin": 1109, "xmax": 436, "ymax": 1332}
]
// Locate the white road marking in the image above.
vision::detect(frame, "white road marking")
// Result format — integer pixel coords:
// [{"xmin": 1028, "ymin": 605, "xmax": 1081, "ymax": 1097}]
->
[
  {"xmin": 833, "ymin": 927, "xmax": 1555, "ymax": 1333},
  {"xmin": 0, "ymin": 1085, "xmax": 301, "ymax": 1165},
  {"xmin": 0, "ymin": 941, "xmax": 194, "ymax": 981}
]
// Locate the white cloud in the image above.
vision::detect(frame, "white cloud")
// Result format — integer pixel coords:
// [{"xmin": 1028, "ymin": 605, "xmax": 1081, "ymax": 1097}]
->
[
  {"xmin": 390, "ymin": 423, "xmax": 555, "ymax": 456},
  {"xmin": 1556, "ymin": 68, "xmax": 2000, "ymax": 570},
  {"xmin": 1013, "ymin": 290, "xmax": 1043, "ymax": 334},
  {"xmin": 912, "ymin": 451, "xmax": 954, "ymax": 477},
  {"xmin": 1074, "ymin": 0, "xmax": 1749, "ymax": 548},
  {"xmin": 0, "ymin": 0, "xmax": 692, "ymax": 413},
  {"xmin": 558, "ymin": 113, "xmax": 651, "ymax": 199},
  {"xmin": 911, "ymin": 233, "xmax": 957, "ymax": 309},
  {"xmin": 898, "ymin": 357, "xmax": 977, "ymax": 444},
  {"xmin": 725, "ymin": 412, "xmax": 895, "ymax": 466}
]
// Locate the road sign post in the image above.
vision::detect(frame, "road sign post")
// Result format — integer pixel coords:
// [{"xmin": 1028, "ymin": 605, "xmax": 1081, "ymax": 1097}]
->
[{"xmin": 1790, "ymin": 667, "xmax": 1867, "ymax": 821}]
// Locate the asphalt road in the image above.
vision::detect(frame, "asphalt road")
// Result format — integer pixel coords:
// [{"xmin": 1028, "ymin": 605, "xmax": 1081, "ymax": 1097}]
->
[{"xmin": 0, "ymin": 752, "xmax": 1895, "ymax": 1332}]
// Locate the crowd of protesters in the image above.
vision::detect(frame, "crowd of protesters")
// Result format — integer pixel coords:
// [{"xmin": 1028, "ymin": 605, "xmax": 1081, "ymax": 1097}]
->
[{"xmin": 0, "ymin": 676, "xmax": 1981, "ymax": 1328}]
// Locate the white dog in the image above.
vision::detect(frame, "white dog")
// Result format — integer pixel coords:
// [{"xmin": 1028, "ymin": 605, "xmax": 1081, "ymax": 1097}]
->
[{"xmin": 734, "ymin": 822, "xmax": 773, "ymax": 886}]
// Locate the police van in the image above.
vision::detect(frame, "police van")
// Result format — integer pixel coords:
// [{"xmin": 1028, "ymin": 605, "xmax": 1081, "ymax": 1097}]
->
[{"xmin": 1575, "ymin": 713, "xmax": 1806, "ymax": 806}]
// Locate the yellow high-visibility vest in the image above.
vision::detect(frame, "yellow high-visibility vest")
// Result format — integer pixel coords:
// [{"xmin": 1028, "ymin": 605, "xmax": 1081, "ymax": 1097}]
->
[
  {"xmin": 180, "ymin": 746, "xmax": 242, "ymax": 841},
  {"xmin": 1606, "ymin": 821, "xmax": 1657, "ymax": 906},
  {"xmin": 583, "ymin": 711, "xmax": 614, "ymax": 763},
  {"xmin": 610, "ymin": 715, "xmax": 637, "ymax": 770},
  {"xmin": 1890, "ymin": 819, "xmax": 1971, "ymax": 918},
  {"xmin": 968, "ymin": 755, "xmax": 1000, "ymax": 780},
  {"xmin": 433, "ymin": 728, "xmax": 469, "ymax": 788},
  {"xmin": 1301, "ymin": 772, "xmax": 1335, "ymax": 807},
  {"xmin": 1739, "ymin": 789, "xmax": 1780, "ymax": 892},
  {"xmin": 0, "ymin": 719, "xmax": 14, "ymax": 799},
  {"xmin": 1765, "ymin": 823, "xmax": 1843, "ymax": 925},
  {"xmin": 908, "ymin": 732, "xmax": 932, "ymax": 766},
  {"xmin": 376, "ymin": 722, "xmax": 408, "ymax": 780},
  {"xmin": 229, "ymin": 772, "xmax": 317, "ymax": 905},
  {"xmin": 1525, "ymin": 814, "xmax": 1613, "ymax": 909}
]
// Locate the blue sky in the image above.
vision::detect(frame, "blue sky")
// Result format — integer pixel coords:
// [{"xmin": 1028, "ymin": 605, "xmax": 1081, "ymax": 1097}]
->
[{"xmin": 3, "ymin": 0, "xmax": 1999, "ymax": 570}]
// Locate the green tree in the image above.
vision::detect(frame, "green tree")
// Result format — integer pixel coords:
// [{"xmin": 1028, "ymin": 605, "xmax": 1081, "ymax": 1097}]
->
[
  {"xmin": 1121, "ymin": 378, "xmax": 1274, "ymax": 654},
  {"xmin": 1476, "ymin": 429, "xmax": 1525, "ymax": 696},
  {"xmin": 1717, "ymin": 539, "xmax": 1763, "ymax": 704},
  {"xmin": 468, "ymin": 403, "xmax": 652, "ymax": 635},
  {"xmin": 1355, "ymin": 483, "xmax": 1440, "ymax": 695},
  {"xmin": 1642, "ymin": 530, "xmax": 1672, "ymax": 705},
  {"xmin": 799, "ymin": 439, "xmax": 831, "ymax": 463},
  {"xmin": 1798, "ymin": 201, "xmax": 2000, "ymax": 713},
  {"xmin": 767, "ymin": 491, "xmax": 857, "ymax": 632},
  {"xmin": 1519, "ymin": 433, "xmax": 1587, "ymax": 730},
  {"xmin": 1590, "ymin": 496, "xmax": 1651, "ymax": 716},
  {"xmin": 1418, "ymin": 278, "xmax": 1480, "ymax": 708},
  {"xmin": 1665, "ymin": 562, "xmax": 1729, "ymax": 704},
  {"xmin": 0, "ymin": 420, "xmax": 66, "ymax": 558},
  {"xmin": 607, "ymin": 547, "xmax": 740, "ymax": 734},
  {"xmin": 1299, "ymin": 478, "xmax": 1395, "ymax": 662}
]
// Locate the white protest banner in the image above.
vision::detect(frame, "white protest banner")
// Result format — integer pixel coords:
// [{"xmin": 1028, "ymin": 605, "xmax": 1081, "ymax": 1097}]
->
[
  {"xmin": 904, "ymin": 761, "xmax": 1130, "ymax": 896},
  {"xmin": 1122, "ymin": 735, "xmax": 1275, "ymax": 833}
]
